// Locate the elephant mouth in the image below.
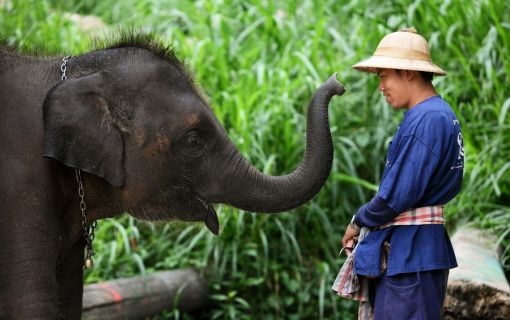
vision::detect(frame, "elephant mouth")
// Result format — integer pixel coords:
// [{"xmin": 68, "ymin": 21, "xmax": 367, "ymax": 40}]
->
[{"xmin": 196, "ymin": 196, "xmax": 219, "ymax": 235}]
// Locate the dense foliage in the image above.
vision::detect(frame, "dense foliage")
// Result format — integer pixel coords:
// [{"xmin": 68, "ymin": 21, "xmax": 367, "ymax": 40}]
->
[{"xmin": 2, "ymin": 0, "xmax": 509, "ymax": 318}]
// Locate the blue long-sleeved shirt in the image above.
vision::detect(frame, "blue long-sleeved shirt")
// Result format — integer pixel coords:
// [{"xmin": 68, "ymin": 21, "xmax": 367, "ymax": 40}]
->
[{"xmin": 353, "ymin": 96, "xmax": 462, "ymax": 276}]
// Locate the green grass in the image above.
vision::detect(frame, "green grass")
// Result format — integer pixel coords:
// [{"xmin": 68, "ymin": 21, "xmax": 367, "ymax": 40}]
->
[{"xmin": 2, "ymin": 0, "xmax": 509, "ymax": 318}]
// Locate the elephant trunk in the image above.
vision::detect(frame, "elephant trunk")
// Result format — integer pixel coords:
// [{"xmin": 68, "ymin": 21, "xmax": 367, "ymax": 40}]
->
[{"xmin": 205, "ymin": 75, "xmax": 345, "ymax": 213}]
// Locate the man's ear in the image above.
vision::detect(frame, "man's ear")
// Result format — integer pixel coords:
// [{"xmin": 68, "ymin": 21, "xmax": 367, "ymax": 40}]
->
[
  {"xmin": 405, "ymin": 70, "xmax": 417, "ymax": 81},
  {"xmin": 43, "ymin": 72, "xmax": 125, "ymax": 187}
]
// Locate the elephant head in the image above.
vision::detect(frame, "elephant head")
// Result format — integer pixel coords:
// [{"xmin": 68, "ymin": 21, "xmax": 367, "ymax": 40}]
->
[{"xmin": 42, "ymin": 37, "xmax": 345, "ymax": 235}]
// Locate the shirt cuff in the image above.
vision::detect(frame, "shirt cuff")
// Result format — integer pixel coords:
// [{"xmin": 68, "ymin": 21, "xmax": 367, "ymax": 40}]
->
[{"xmin": 353, "ymin": 196, "xmax": 398, "ymax": 228}]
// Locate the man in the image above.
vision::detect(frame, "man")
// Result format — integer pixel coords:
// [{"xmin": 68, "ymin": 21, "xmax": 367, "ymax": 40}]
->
[{"xmin": 340, "ymin": 28, "xmax": 463, "ymax": 319}]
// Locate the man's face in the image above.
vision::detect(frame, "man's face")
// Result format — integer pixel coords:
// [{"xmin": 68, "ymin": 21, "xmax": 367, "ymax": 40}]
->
[{"xmin": 377, "ymin": 69, "xmax": 410, "ymax": 109}]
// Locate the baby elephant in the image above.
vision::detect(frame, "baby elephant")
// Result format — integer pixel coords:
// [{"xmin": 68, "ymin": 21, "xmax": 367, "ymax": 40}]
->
[{"xmin": 0, "ymin": 33, "xmax": 344, "ymax": 318}]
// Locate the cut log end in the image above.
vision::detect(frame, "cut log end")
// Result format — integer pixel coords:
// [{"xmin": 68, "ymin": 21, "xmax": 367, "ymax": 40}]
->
[
  {"xmin": 444, "ymin": 227, "xmax": 510, "ymax": 319},
  {"xmin": 444, "ymin": 280, "xmax": 510, "ymax": 320}
]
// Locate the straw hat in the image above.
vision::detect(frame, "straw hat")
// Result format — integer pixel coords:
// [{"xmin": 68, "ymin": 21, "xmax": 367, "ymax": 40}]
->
[{"xmin": 352, "ymin": 27, "xmax": 447, "ymax": 76}]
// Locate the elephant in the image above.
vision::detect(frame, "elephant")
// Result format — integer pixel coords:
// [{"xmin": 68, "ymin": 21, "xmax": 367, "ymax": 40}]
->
[{"xmin": 0, "ymin": 33, "xmax": 345, "ymax": 319}]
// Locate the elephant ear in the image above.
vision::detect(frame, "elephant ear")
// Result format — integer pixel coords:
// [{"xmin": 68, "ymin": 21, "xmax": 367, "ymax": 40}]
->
[{"xmin": 43, "ymin": 72, "xmax": 125, "ymax": 187}]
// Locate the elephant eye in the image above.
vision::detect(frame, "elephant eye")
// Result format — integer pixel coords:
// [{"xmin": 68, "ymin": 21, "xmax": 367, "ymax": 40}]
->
[{"xmin": 186, "ymin": 132, "xmax": 205, "ymax": 149}]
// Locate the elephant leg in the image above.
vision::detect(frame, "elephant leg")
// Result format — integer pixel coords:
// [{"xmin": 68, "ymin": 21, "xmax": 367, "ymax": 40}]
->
[
  {"xmin": 56, "ymin": 239, "xmax": 85, "ymax": 319},
  {"xmin": 0, "ymin": 223, "xmax": 60, "ymax": 319}
]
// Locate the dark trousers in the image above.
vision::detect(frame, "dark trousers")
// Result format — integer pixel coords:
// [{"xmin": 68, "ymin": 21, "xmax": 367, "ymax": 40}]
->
[{"xmin": 369, "ymin": 269, "xmax": 449, "ymax": 320}]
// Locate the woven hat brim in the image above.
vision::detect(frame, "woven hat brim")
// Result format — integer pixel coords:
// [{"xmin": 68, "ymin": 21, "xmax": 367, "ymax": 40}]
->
[{"xmin": 352, "ymin": 55, "xmax": 447, "ymax": 76}]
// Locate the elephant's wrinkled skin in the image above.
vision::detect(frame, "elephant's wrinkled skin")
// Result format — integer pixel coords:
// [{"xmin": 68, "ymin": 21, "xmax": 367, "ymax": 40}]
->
[{"xmin": 0, "ymin": 34, "xmax": 344, "ymax": 319}]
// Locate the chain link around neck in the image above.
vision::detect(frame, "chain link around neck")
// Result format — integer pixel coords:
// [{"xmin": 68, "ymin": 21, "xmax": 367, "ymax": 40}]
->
[
  {"xmin": 61, "ymin": 55, "xmax": 71, "ymax": 81},
  {"xmin": 61, "ymin": 56, "xmax": 97, "ymax": 268}
]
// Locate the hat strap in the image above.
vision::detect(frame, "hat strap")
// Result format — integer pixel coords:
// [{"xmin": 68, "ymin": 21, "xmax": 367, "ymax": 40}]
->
[{"xmin": 374, "ymin": 47, "xmax": 431, "ymax": 62}]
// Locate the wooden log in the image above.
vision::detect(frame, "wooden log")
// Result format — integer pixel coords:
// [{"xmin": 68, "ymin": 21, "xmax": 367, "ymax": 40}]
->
[
  {"xmin": 82, "ymin": 268, "xmax": 209, "ymax": 319},
  {"xmin": 444, "ymin": 227, "xmax": 510, "ymax": 320}
]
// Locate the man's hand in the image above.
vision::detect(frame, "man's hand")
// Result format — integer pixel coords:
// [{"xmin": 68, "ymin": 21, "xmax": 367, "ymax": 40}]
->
[{"xmin": 342, "ymin": 223, "xmax": 360, "ymax": 256}]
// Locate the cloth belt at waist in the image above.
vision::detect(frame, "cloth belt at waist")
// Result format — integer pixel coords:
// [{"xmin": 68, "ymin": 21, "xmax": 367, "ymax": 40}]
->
[{"xmin": 378, "ymin": 205, "xmax": 444, "ymax": 229}]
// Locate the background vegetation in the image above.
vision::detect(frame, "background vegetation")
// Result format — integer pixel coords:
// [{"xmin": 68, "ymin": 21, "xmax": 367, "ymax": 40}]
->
[{"xmin": 2, "ymin": 0, "xmax": 509, "ymax": 318}]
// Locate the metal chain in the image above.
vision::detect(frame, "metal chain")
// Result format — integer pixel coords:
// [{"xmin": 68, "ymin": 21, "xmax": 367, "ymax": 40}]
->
[
  {"xmin": 61, "ymin": 56, "xmax": 97, "ymax": 268},
  {"xmin": 75, "ymin": 169, "xmax": 96, "ymax": 268},
  {"xmin": 61, "ymin": 56, "xmax": 71, "ymax": 81}
]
